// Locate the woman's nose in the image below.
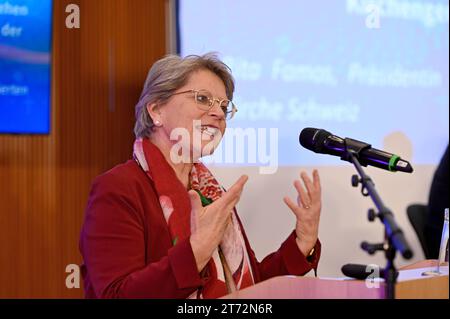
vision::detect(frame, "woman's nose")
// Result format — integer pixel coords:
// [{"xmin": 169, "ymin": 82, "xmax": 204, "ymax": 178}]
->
[{"xmin": 207, "ymin": 100, "xmax": 226, "ymax": 120}]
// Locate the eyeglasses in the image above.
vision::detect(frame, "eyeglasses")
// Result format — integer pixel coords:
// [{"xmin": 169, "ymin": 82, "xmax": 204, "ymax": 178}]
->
[{"xmin": 170, "ymin": 89, "xmax": 237, "ymax": 120}]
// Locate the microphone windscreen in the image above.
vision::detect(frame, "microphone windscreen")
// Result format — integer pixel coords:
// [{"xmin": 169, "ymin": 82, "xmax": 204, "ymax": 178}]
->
[
  {"xmin": 299, "ymin": 128, "xmax": 331, "ymax": 153},
  {"xmin": 341, "ymin": 263, "xmax": 381, "ymax": 280}
]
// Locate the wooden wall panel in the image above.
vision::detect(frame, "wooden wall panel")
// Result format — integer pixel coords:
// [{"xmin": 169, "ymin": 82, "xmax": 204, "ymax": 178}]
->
[{"xmin": 0, "ymin": 0, "xmax": 166, "ymax": 298}]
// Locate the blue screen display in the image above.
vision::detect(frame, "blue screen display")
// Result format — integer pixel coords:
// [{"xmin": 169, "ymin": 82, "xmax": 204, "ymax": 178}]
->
[
  {"xmin": 0, "ymin": 0, "xmax": 52, "ymax": 134},
  {"xmin": 179, "ymin": 0, "xmax": 449, "ymax": 166}
]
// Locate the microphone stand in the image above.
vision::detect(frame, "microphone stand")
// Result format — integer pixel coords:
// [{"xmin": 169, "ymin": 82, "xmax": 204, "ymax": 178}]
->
[{"xmin": 341, "ymin": 138, "xmax": 413, "ymax": 299}]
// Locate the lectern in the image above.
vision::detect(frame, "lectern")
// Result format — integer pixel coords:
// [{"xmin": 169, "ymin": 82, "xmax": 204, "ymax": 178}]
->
[{"xmin": 222, "ymin": 260, "xmax": 448, "ymax": 299}]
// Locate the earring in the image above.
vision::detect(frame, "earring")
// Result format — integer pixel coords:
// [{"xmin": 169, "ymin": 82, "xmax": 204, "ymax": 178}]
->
[{"xmin": 154, "ymin": 120, "xmax": 161, "ymax": 127}]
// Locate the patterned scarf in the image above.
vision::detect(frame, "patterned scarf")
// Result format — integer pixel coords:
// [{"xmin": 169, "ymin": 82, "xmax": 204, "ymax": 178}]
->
[{"xmin": 133, "ymin": 138, "xmax": 254, "ymax": 298}]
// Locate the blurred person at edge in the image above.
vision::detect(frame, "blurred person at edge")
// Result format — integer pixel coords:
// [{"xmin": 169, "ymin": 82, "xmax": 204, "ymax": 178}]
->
[{"xmin": 425, "ymin": 144, "xmax": 449, "ymax": 258}]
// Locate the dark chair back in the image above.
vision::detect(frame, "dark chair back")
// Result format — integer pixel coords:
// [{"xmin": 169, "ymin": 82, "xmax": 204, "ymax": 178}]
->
[{"xmin": 407, "ymin": 204, "xmax": 431, "ymax": 259}]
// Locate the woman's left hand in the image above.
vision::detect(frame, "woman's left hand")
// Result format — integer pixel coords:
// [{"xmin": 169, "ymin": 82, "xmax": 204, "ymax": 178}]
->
[{"xmin": 283, "ymin": 169, "xmax": 322, "ymax": 257}]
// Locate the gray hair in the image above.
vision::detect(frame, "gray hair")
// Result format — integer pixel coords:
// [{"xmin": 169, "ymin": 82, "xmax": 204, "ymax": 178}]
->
[{"xmin": 134, "ymin": 52, "xmax": 235, "ymax": 138}]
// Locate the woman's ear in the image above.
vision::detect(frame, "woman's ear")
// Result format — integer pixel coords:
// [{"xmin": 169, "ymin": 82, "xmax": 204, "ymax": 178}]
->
[{"xmin": 146, "ymin": 102, "xmax": 162, "ymax": 127}]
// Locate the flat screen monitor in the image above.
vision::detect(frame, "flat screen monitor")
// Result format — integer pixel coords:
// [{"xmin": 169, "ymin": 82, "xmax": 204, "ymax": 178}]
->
[{"xmin": 0, "ymin": 0, "xmax": 53, "ymax": 134}]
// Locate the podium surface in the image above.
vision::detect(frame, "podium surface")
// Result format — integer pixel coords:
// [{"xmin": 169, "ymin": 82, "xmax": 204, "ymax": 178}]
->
[{"xmin": 222, "ymin": 260, "xmax": 448, "ymax": 299}]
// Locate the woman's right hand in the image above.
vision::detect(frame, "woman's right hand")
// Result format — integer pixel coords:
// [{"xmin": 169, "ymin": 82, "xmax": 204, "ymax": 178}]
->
[{"xmin": 189, "ymin": 175, "xmax": 248, "ymax": 272}]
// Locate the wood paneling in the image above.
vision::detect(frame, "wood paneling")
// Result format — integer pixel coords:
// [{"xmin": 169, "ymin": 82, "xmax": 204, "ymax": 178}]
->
[{"xmin": 0, "ymin": 0, "xmax": 166, "ymax": 298}]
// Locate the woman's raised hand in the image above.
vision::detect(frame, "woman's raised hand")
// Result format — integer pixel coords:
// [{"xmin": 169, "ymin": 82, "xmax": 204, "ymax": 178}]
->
[
  {"xmin": 189, "ymin": 175, "xmax": 248, "ymax": 271},
  {"xmin": 283, "ymin": 169, "xmax": 322, "ymax": 257}
]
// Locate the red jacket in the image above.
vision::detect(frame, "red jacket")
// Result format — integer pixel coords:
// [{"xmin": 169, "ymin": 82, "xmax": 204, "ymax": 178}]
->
[{"xmin": 79, "ymin": 160, "xmax": 321, "ymax": 298}]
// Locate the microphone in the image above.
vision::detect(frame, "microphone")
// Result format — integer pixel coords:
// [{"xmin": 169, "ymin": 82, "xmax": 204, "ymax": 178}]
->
[
  {"xmin": 299, "ymin": 128, "xmax": 413, "ymax": 173},
  {"xmin": 341, "ymin": 263, "xmax": 398, "ymax": 280}
]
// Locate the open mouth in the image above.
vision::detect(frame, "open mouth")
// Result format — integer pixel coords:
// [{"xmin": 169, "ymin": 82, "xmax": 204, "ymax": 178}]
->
[{"xmin": 197, "ymin": 125, "xmax": 220, "ymax": 139}]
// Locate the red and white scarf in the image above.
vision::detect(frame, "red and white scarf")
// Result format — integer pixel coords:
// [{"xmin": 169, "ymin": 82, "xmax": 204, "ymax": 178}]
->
[{"xmin": 133, "ymin": 138, "xmax": 254, "ymax": 298}]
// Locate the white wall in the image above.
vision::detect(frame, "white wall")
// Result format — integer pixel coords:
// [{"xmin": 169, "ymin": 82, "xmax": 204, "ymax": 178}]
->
[{"xmin": 208, "ymin": 163, "xmax": 436, "ymax": 278}]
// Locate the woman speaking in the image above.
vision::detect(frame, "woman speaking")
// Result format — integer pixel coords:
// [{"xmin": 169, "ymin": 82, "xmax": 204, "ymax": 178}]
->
[{"xmin": 79, "ymin": 53, "xmax": 323, "ymax": 299}]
